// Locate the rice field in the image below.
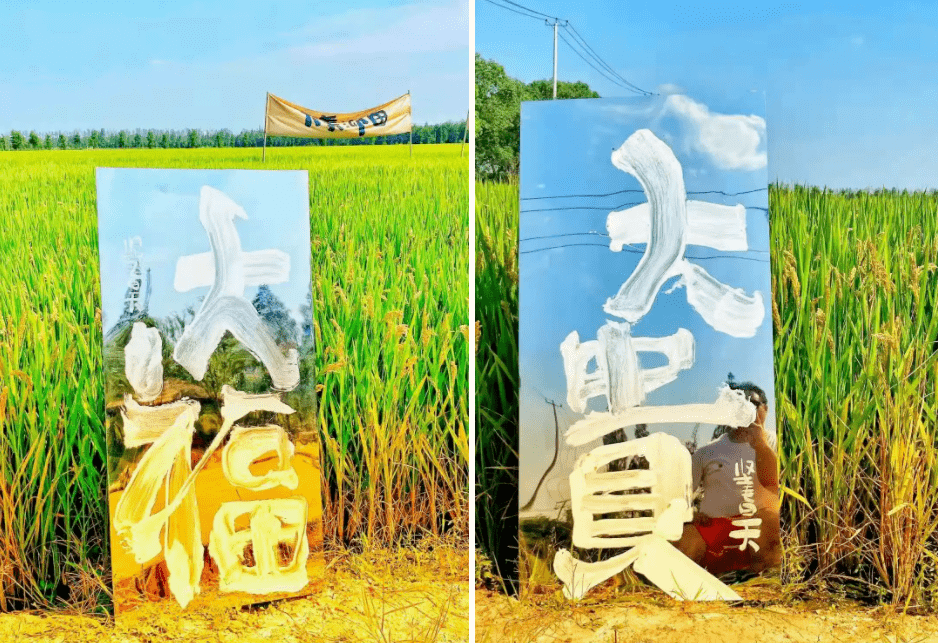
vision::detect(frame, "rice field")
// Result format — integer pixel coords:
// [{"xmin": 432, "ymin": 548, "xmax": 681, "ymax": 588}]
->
[
  {"xmin": 475, "ymin": 181, "xmax": 938, "ymax": 609},
  {"xmin": 0, "ymin": 145, "xmax": 469, "ymax": 610}
]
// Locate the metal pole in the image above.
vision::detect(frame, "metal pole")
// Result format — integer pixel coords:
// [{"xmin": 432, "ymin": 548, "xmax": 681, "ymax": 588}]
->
[
  {"xmin": 552, "ymin": 21, "xmax": 558, "ymax": 99},
  {"xmin": 262, "ymin": 92, "xmax": 269, "ymax": 162},
  {"xmin": 461, "ymin": 108, "xmax": 469, "ymax": 157},
  {"xmin": 408, "ymin": 90, "xmax": 413, "ymax": 157}
]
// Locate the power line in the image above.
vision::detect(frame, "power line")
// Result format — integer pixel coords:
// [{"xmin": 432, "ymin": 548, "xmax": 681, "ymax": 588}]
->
[
  {"xmin": 558, "ymin": 30, "xmax": 646, "ymax": 95},
  {"xmin": 520, "ymin": 398, "xmax": 562, "ymax": 512},
  {"xmin": 518, "ymin": 230, "xmax": 771, "ymax": 254},
  {"xmin": 480, "ymin": 0, "xmax": 653, "ymax": 96},
  {"xmin": 563, "ymin": 23, "xmax": 651, "ymax": 95},
  {"xmin": 522, "ymin": 186, "xmax": 769, "ymax": 201},
  {"xmin": 521, "ymin": 201, "xmax": 769, "ymax": 214},
  {"xmin": 520, "ymin": 243, "xmax": 771, "ymax": 262},
  {"xmin": 499, "ymin": 0, "xmax": 560, "ymax": 20},
  {"xmin": 479, "ymin": 0, "xmax": 545, "ymax": 21},
  {"xmin": 521, "ymin": 201, "xmax": 643, "ymax": 212}
]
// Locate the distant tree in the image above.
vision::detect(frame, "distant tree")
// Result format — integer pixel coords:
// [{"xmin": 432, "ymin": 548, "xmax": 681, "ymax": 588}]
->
[
  {"xmin": 10, "ymin": 131, "xmax": 24, "ymax": 150},
  {"xmin": 117, "ymin": 130, "xmax": 128, "ymax": 148},
  {"xmin": 299, "ymin": 289, "xmax": 313, "ymax": 341},
  {"xmin": 685, "ymin": 423, "xmax": 700, "ymax": 454},
  {"xmin": 72, "ymin": 132, "xmax": 82, "ymax": 148},
  {"xmin": 475, "ymin": 54, "xmax": 599, "ymax": 181},
  {"xmin": 28, "ymin": 131, "xmax": 41, "ymax": 148},
  {"xmin": 475, "ymin": 55, "xmax": 527, "ymax": 181},
  {"xmin": 98, "ymin": 129, "xmax": 107, "ymax": 148},
  {"xmin": 602, "ymin": 427, "xmax": 630, "ymax": 472},
  {"xmin": 88, "ymin": 130, "xmax": 101, "ymax": 148},
  {"xmin": 57, "ymin": 134, "xmax": 67, "ymax": 149},
  {"xmin": 133, "ymin": 132, "xmax": 143, "ymax": 148},
  {"xmin": 146, "ymin": 130, "xmax": 156, "ymax": 148},
  {"xmin": 42, "ymin": 134, "xmax": 52, "ymax": 149},
  {"xmin": 0, "ymin": 136, "xmax": 7, "ymax": 151},
  {"xmin": 187, "ymin": 129, "xmax": 200, "ymax": 148},
  {"xmin": 160, "ymin": 132, "xmax": 169, "ymax": 148},
  {"xmin": 524, "ymin": 79, "xmax": 600, "ymax": 101},
  {"xmin": 252, "ymin": 285, "xmax": 299, "ymax": 346},
  {"xmin": 727, "ymin": 372, "xmax": 736, "ymax": 386}
]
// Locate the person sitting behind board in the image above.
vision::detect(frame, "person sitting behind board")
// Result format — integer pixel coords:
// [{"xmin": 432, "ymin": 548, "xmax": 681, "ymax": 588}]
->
[{"xmin": 673, "ymin": 382, "xmax": 782, "ymax": 576}]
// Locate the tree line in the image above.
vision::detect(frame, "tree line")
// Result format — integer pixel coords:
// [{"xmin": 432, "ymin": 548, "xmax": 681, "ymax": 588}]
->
[
  {"xmin": 0, "ymin": 121, "xmax": 467, "ymax": 152},
  {"xmin": 475, "ymin": 53, "xmax": 599, "ymax": 182}
]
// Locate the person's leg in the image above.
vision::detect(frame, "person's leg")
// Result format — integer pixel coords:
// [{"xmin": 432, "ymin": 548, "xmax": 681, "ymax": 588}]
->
[{"xmin": 748, "ymin": 508, "xmax": 782, "ymax": 572}]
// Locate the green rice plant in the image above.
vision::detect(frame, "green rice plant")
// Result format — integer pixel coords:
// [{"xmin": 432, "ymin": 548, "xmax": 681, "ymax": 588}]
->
[
  {"xmin": 0, "ymin": 145, "xmax": 468, "ymax": 609},
  {"xmin": 477, "ymin": 180, "xmax": 938, "ymax": 609},
  {"xmin": 474, "ymin": 180, "xmax": 520, "ymax": 587},
  {"xmin": 771, "ymin": 185, "xmax": 938, "ymax": 609}
]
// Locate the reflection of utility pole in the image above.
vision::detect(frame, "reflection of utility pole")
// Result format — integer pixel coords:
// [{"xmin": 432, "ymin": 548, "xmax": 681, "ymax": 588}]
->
[{"xmin": 521, "ymin": 399, "xmax": 561, "ymax": 512}]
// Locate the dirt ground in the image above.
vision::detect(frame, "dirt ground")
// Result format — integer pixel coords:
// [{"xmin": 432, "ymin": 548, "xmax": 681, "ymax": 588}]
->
[
  {"xmin": 475, "ymin": 581, "xmax": 938, "ymax": 643},
  {"xmin": 0, "ymin": 545, "xmax": 469, "ymax": 643}
]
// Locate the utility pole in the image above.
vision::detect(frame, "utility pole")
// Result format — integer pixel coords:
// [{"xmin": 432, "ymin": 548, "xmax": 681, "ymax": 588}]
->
[
  {"xmin": 547, "ymin": 19, "xmax": 561, "ymax": 99},
  {"xmin": 546, "ymin": 18, "xmax": 567, "ymax": 99},
  {"xmin": 520, "ymin": 399, "xmax": 562, "ymax": 512}
]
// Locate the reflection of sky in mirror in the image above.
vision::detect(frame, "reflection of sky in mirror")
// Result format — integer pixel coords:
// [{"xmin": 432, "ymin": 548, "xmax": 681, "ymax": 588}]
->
[
  {"xmin": 96, "ymin": 169, "xmax": 311, "ymax": 335},
  {"xmin": 519, "ymin": 94, "xmax": 774, "ymax": 516}
]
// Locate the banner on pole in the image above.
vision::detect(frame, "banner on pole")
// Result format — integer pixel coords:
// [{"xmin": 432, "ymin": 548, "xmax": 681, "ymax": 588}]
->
[{"xmin": 265, "ymin": 92, "xmax": 412, "ymax": 139}]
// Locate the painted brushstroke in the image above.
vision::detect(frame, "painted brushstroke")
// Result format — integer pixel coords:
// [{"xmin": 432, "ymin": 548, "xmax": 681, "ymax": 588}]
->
[
  {"xmin": 554, "ymin": 544, "xmax": 642, "ymax": 600},
  {"xmin": 121, "ymin": 396, "xmax": 201, "ymax": 448},
  {"xmin": 124, "ymin": 322, "xmax": 163, "ymax": 402},
  {"xmin": 569, "ymin": 432, "xmax": 692, "ymax": 550},
  {"xmin": 174, "ymin": 249, "xmax": 290, "ymax": 292},
  {"xmin": 602, "ymin": 129, "xmax": 764, "ymax": 338},
  {"xmin": 113, "ymin": 402, "xmax": 203, "ymax": 607},
  {"xmin": 604, "ymin": 129, "xmax": 687, "ymax": 323},
  {"xmin": 113, "ymin": 403, "xmax": 199, "ymax": 563},
  {"xmin": 173, "ymin": 186, "xmax": 299, "ymax": 391},
  {"xmin": 163, "ymin": 431, "xmax": 203, "ymax": 608},
  {"xmin": 632, "ymin": 535, "xmax": 743, "ymax": 601},
  {"xmin": 119, "ymin": 387, "xmax": 295, "ymax": 576},
  {"xmin": 564, "ymin": 385, "xmax": 756, "ymax": 447},
  {"xmin": 554, "ymin": 535, "xmax": 742, "ymax": 601},
  {"xmin": 561, "ymin": 323, "xmax": 695, "ymax": 415},
  {"xmin": 208, "ymin": 498, "xmax": 310, "ymax": 594},
  {"xmin": 667, "ymin": 260, "xmax": 765, "ymax": 338},
  {"xmin": 607, "ymin": 201, "xmax": 748, "ymax": 252},
  {"xmin": 221, "ymin": 425, "xmax": 299, "ymax": 491}
]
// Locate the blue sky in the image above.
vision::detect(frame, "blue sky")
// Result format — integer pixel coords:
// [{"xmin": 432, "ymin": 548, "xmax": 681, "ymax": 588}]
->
[
  {"xmin": 478, "ymin": 0, "xmax": 938, "ymax": 190},
  {"xmin": 518, "ymin": 95, "xmax": 775, "ymax": 516},
  {"xmin": 0, "ymin": 0, "xmax": 471, "ymax": 132},
  {"xmin": 96, "ymin": 169, "xmax": 311, "ymax": 336}
]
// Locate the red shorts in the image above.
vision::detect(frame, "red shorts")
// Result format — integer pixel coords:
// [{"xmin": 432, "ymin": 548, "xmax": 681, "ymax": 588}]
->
[{"xmin": 694, "ymin": 515, "xmax": 757, "ymax": 574}]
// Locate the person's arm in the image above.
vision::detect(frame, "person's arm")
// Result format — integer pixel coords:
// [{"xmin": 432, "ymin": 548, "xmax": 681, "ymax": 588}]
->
[
  {"xmin": 748, "ymin": 406, "xmax": 779, "ymax": 492},
  {"xmin": 691, "ymin": 446, "xmax": 703, "ymax": 497}
]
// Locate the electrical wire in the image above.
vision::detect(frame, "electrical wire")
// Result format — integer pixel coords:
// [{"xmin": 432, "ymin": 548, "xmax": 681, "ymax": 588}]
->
[
  {"xmin": 480, "ymin": 0, "xmax": 653, "ymax": 96},
  {"xmin": 479, "ymin": 0, "xmax": 545, "ymax": 21},
  {"xmin": 517, "ymin": 230, "xmax": 771, "ymax": 254},
  {"xmin": 563, "ymin": 23, "xmax": 652, "ymax": 95},
  {"xmin": 520, "ymin": 242, "xmax": 771, "ymax": 262},
  {"xmin": 522, "ymin": 186, "xmax": 768, "ymax": 201},
  {"xmin": 558, "ymin": 30, "xmax": 646, "ymax": 95}
]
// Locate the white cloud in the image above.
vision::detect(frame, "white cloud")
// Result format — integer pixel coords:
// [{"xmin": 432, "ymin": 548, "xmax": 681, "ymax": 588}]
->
[
  {"xmin": 663, "ymin": 94, "xmax": 767, "ymax": 171},
  {"xmin": 657, "ymin": 83, "xmax": 685, "ymax": 95},
  {"xmin": 288, "ymin": 1, "xmax": 470, "ymax": 59}
]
